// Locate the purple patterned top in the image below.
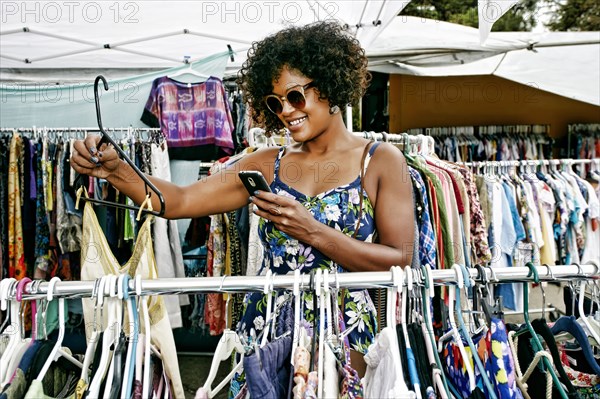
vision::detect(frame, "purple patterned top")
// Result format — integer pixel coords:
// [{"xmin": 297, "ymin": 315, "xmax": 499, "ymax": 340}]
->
[{"xmin": 142, "ymin": 76, "xmax": 234, "ymax": 153}]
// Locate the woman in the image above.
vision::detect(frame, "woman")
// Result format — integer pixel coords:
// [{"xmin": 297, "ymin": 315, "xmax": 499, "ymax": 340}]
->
[{"xmin": 71, "ymin": 21, "xmax": 415, "ymax": 376}]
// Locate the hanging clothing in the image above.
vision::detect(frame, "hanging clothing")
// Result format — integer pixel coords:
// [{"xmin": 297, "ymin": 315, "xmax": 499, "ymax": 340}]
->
[
  {"xmin": 363, "ymin": 327, "xmax": 408, "ymax": 398},
  {"xmin": 79, "ymin": 202, "xmax": 184, "ymax": 399},
  {"xmin": 141, "ymin": 76, "xmax": 235, "ymax": 160},
  {"xmin": 150, "ymin": 142, "xmax": 187, "ymax": 329},
  {"xmin": 243, "ymin": 336, "xmax": 292, "ymax": 399},
  {"xmin": 8, "ymin": 133, "xmax": 26, "ymax": 279}
]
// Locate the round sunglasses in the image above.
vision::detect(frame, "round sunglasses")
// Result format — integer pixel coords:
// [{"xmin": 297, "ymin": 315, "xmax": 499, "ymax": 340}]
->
[{"xmin": 264, "ymin": 82, "xmax": 315, "ymax": 114}]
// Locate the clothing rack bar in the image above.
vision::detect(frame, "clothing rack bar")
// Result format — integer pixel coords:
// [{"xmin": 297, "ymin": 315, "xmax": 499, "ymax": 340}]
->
[
  {"xmin": 0, "ymin": 127, "xmax": 161, "ymax": 132},
  {"xmin": 460, "ymin": 158, "xmax": 597, "ymax": 167},
  {"xmin": 11, "ymin": 264, "xmax": 598, "ymax": 300}
]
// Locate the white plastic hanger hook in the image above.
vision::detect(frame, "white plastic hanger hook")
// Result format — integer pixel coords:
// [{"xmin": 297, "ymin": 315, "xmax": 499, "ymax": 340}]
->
[
  {"xmin": 315, "ymin": 269, "xmax": 322, "ymax": 297},
  {"xmin": 426, "ymin": 266, "xmax": 435, "ymax": 299},
  {"xmin": 108, "ymin": 275, "xmax": 119, "ymax": 298},
  {"xmin": 263, "ymin": 269, "xmax": 272, "ymax": 295},
  {"xmin": 0, "ymin": 278, "xmax": 16, "ymax": 311},
  {"xmin": 46, "ymin": 277, "xmax": 61, "ymax": 302},
  {"xmin": 293, "ymin": 269, "xmax": 301, "ymax": 297},
  {"xmin": 451, "ymin": 264, "xmax": 464, "ymax": 289},
  {"xmin": 391, "ymin": 266, "xmax": 401, "ymax": 290},
  {"xmin": 406, "ymin": 267, "xmax": 413, "ymax": 292},
  {"xmin": 117, "ymin": 274, "xmax": 126, "ymax": 300},
  {"xmin": 323, "ymin": 269, "xmax": 330, "ymax": 294},
  {"xmin": 135, "ymin": 274, "xmax": 142, "ymax": 297}
]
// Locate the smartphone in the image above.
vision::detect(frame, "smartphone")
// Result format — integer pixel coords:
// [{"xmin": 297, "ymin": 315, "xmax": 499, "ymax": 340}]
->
[{"xmin": 239, "ymin": 170, "xmax": 272, "ymax": 195}]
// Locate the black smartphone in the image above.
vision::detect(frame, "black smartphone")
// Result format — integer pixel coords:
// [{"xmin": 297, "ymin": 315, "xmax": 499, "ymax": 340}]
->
[{"xmin": 239, "ymin": 170, "xmax": 272, "ymax": 195}]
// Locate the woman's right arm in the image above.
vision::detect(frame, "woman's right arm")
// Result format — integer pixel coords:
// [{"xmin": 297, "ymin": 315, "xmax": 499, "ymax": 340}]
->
[{"xmin": 70, "ymin": 134, "xmax": 278, "ymax": 219}]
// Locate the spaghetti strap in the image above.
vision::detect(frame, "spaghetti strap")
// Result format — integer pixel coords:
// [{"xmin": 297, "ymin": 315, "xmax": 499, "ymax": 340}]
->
[
  {"xmin": 362, "ymin": 141, "xmax": 381, "ymax": 176},
  {"xmin": 272, "ymin": 146, "xmax": 286, "ymax": 182}
]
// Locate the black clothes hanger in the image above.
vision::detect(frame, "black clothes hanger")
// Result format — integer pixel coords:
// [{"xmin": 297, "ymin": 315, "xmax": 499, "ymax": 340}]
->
[{"xmin": 76, "ymin": 76, "xmax": 165, "ymax": 217}]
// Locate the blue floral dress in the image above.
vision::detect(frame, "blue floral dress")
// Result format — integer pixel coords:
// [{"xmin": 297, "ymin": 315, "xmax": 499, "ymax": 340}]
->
[{"xmin": 237, "ymin": 143, "xmax": 381, "ymax": 355}]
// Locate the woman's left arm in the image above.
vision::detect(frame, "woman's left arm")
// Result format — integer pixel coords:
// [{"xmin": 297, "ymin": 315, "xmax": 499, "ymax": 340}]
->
[{"xmin": 251, "ymin": 143, "xmax": 415, "ymax": 271}]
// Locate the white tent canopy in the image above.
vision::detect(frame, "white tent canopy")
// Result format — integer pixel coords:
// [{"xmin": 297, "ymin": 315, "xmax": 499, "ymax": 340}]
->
[
  {"xmin": 0, "ymin": 3, "xmax": 597, "ymax": 127},
  {"xmin": 367, "ymin": 17, "xmax": 600, "ymax": 106},
  {"xmin": 0, "ymin": 0, "xmax": 408, "ymax": 78}
]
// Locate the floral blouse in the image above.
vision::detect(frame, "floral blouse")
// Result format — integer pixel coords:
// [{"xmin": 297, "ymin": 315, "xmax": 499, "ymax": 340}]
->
[{"xmin": 236, "ymin": 143, "xmax": 381, "ymax": 354}]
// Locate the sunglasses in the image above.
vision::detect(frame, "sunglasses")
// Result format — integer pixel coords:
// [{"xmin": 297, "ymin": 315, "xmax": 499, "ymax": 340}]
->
[{"xmin": 264, "ymin": 82, "xmax": 315, "ymax": 115}]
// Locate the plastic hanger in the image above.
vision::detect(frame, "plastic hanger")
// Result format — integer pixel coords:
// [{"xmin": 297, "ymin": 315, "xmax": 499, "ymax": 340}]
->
[
  {"xmin": 390, "ymin": 266, "xmax": 416, "ymax": 398},
  {"xmin": 75, "ymin": 76, "xmax": 166, "ymax": 217},
  {"xmin": 88, "ymin": 274, "xmax": 120, "ymax": 399},
  {"xmin": 474, "ymin": 265, "xmax": 503, "ymax": 325},
  {"xmin": 437, "ymin": 264, "xmax": 476, "ymax": 393},
  {"xmin": 316, "ymin": 269, "xmax": 325, "ymax": 399},
  {"xmin": 200, "ymin": 275, "xmax": 246, "ymax": 398},
  {"xmin": 260, "ymin": 269, "xmax": 274, "ymax": 347},
  {"xmin": 0, "ymin": 279, "xmax": 19, "ymax": 383},
  {"xmin": 121, "ymin": 274, "xmax": 138, "ymax": 399},
  {"xmin": 103, "ymin": 274, "xmax": 124, "ymax": 399},
  {"xmin": 418, "ymin": 266, "xmax": 449, "ymax": 399},
  {"xmin": 35, "ymin": 277, "xmax": 65, "ymax": 381},
  {"xmin": 400, "ymin": 267, "xmax": 421, "ymax": 399},
  {"xmin": 291, "ymin": 268, "xmax": 302, "ymax": 365},
  {"xmin": 575, "ymin": 268, "xmax": 600, "ymax": 344},
  {"xmin": 132, "ymin": 274, "xmax": 152, "ymax": 399},
  {"xmin": 80, "ymin": 276, "xmax": 106, "ymax": 385},
  {"xmin": 515, "ymin": 263, "xmax": 568, "ymax": 399},
  {"xmin": 0, "ymin": 278, "xmax": 16, "ymax": 334},
  {"xmin": 168, "ymin": 60, "xmax": 209, "ymax": 87},
  {"xmin": 455, "ymin": 264, "xmax": 497, "ymax": 399},
  {"xmin": 0, "ymin": 278, "xmax": 33, "ymax": 383}
]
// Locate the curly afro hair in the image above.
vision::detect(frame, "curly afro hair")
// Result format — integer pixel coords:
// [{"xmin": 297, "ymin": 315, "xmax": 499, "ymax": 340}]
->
[{"xmin": 237, "ymin": 20, "xmax": 371, "ymax": 133}]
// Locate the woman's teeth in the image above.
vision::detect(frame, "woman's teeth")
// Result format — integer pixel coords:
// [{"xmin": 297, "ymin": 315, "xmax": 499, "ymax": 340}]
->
[{"xmin": 289, "ymin": 116, "xmax": 307, "ymax": 126}]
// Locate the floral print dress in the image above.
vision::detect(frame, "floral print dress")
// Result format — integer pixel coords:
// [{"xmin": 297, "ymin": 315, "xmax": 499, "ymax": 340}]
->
[{"xmin": 237, "ymin": 143, "xmax": 381, "ymax": 355}]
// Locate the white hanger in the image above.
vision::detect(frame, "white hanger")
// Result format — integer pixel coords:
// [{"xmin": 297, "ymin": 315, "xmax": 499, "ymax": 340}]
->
[
  {"xmin": 437, "ymin": 265, "xmax": 476, "ymax": 392},
  {"xmin": 578, "ymin": 279, "xmax": 600, "ymax": 344},
  {"xmin": 121, "ymin": 274, "xmax": 138, "ymax": 399},
  {"xmin": 389, "ymin": 267, "xmax": 413, "ymax": 398},
  {"xmin": 168, "ymin": 60, "xmax": 209, "ymax": 88},
  {"xmin": 401, "ymin": 268, "xmax": 422, "ymax": 399},
  {"xmin": 316, "ymin": 269, "xmax": 325, "ymax": 399},
  {"xmin": 88, "ymin": 275, "xmax": 120, "ymax": 398},
  {"xmin": 418, "ymin": 267, "xmax": 449, "ymax": 399},
  {"xmin": 260, "ymin": 269, "xmax": 274, "ymax": 347},
  {"xmin": 0, "ymin": 278, "xmax": 19, "ymax": 383},
  {"xmin": 201, "ymin": 275, "xmax": 246, "ymax": 398},
  {"xmin": 103, "ymin": 274, "xmax": 124, "ymax": 399},
  {"xmin": 291, "ymin": 268, "xmax": 302, "ymax": 365},
  {"xmin": 133, "ymin": 274, "xmax": 152, "ymax": 399},
  {"xmin": 35, "ymin": 277, "xmax": 66, "ymax": 381},
  {"xmin": 322, "ymin": 269, "xmax": 339, "ymax": 399},
  {"xmin": 80, "ymin": 276, "xmax": 107, "ymax": 384}
]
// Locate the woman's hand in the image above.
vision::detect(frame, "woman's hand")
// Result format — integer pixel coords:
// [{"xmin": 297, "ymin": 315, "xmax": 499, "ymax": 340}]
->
[
  {"xmin": 70, "ymin": 134, "xmax": 121, "ymax": 179},
  {"xmin": 250, "ymin": 191, "xmax": 321, "ymax": 243}
]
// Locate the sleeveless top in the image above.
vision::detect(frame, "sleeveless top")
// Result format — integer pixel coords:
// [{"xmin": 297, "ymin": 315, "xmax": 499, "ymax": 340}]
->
[
  {"xmin": 79, "ymin": 202, "xmax": 184, "ymax": 399},
  {"xmin": 237, "ymin": 142, "xmax": 381, "ymax": 354}
]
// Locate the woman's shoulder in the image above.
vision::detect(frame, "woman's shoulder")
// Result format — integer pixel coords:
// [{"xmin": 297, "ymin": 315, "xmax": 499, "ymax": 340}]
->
[
  {"xmin": 369, "ymin": 141, "xmax": 407, "ymax": 165},
  {"xmin": 236, "ymin": 146, "xmax": 284, "ymax": 180}
]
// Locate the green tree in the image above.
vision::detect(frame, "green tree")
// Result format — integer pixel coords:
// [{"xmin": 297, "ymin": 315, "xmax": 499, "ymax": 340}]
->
[
  {"xmin": 401, "ymin": 0, "xmax": 540, "ymax": 31},
  {"xmin": 545, "ymin": 0, "xmax": 600, "ymax": 31}
]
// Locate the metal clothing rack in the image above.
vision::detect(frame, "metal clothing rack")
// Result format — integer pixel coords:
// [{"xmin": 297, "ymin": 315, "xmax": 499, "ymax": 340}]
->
[
  {"xmin": 0, "ymin": 126, "xmax": 162, "ymax": 139},
  {"xmin": 248, "ymin": 128, "xmax": 425, "ymax": 147},
  {"xmin": 10, "ymin": 264, "xmax": 598, "ymax": 301},
  {"xmin": 461, "ymin": 158, "xmax": 597, "ymax": 167}
]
